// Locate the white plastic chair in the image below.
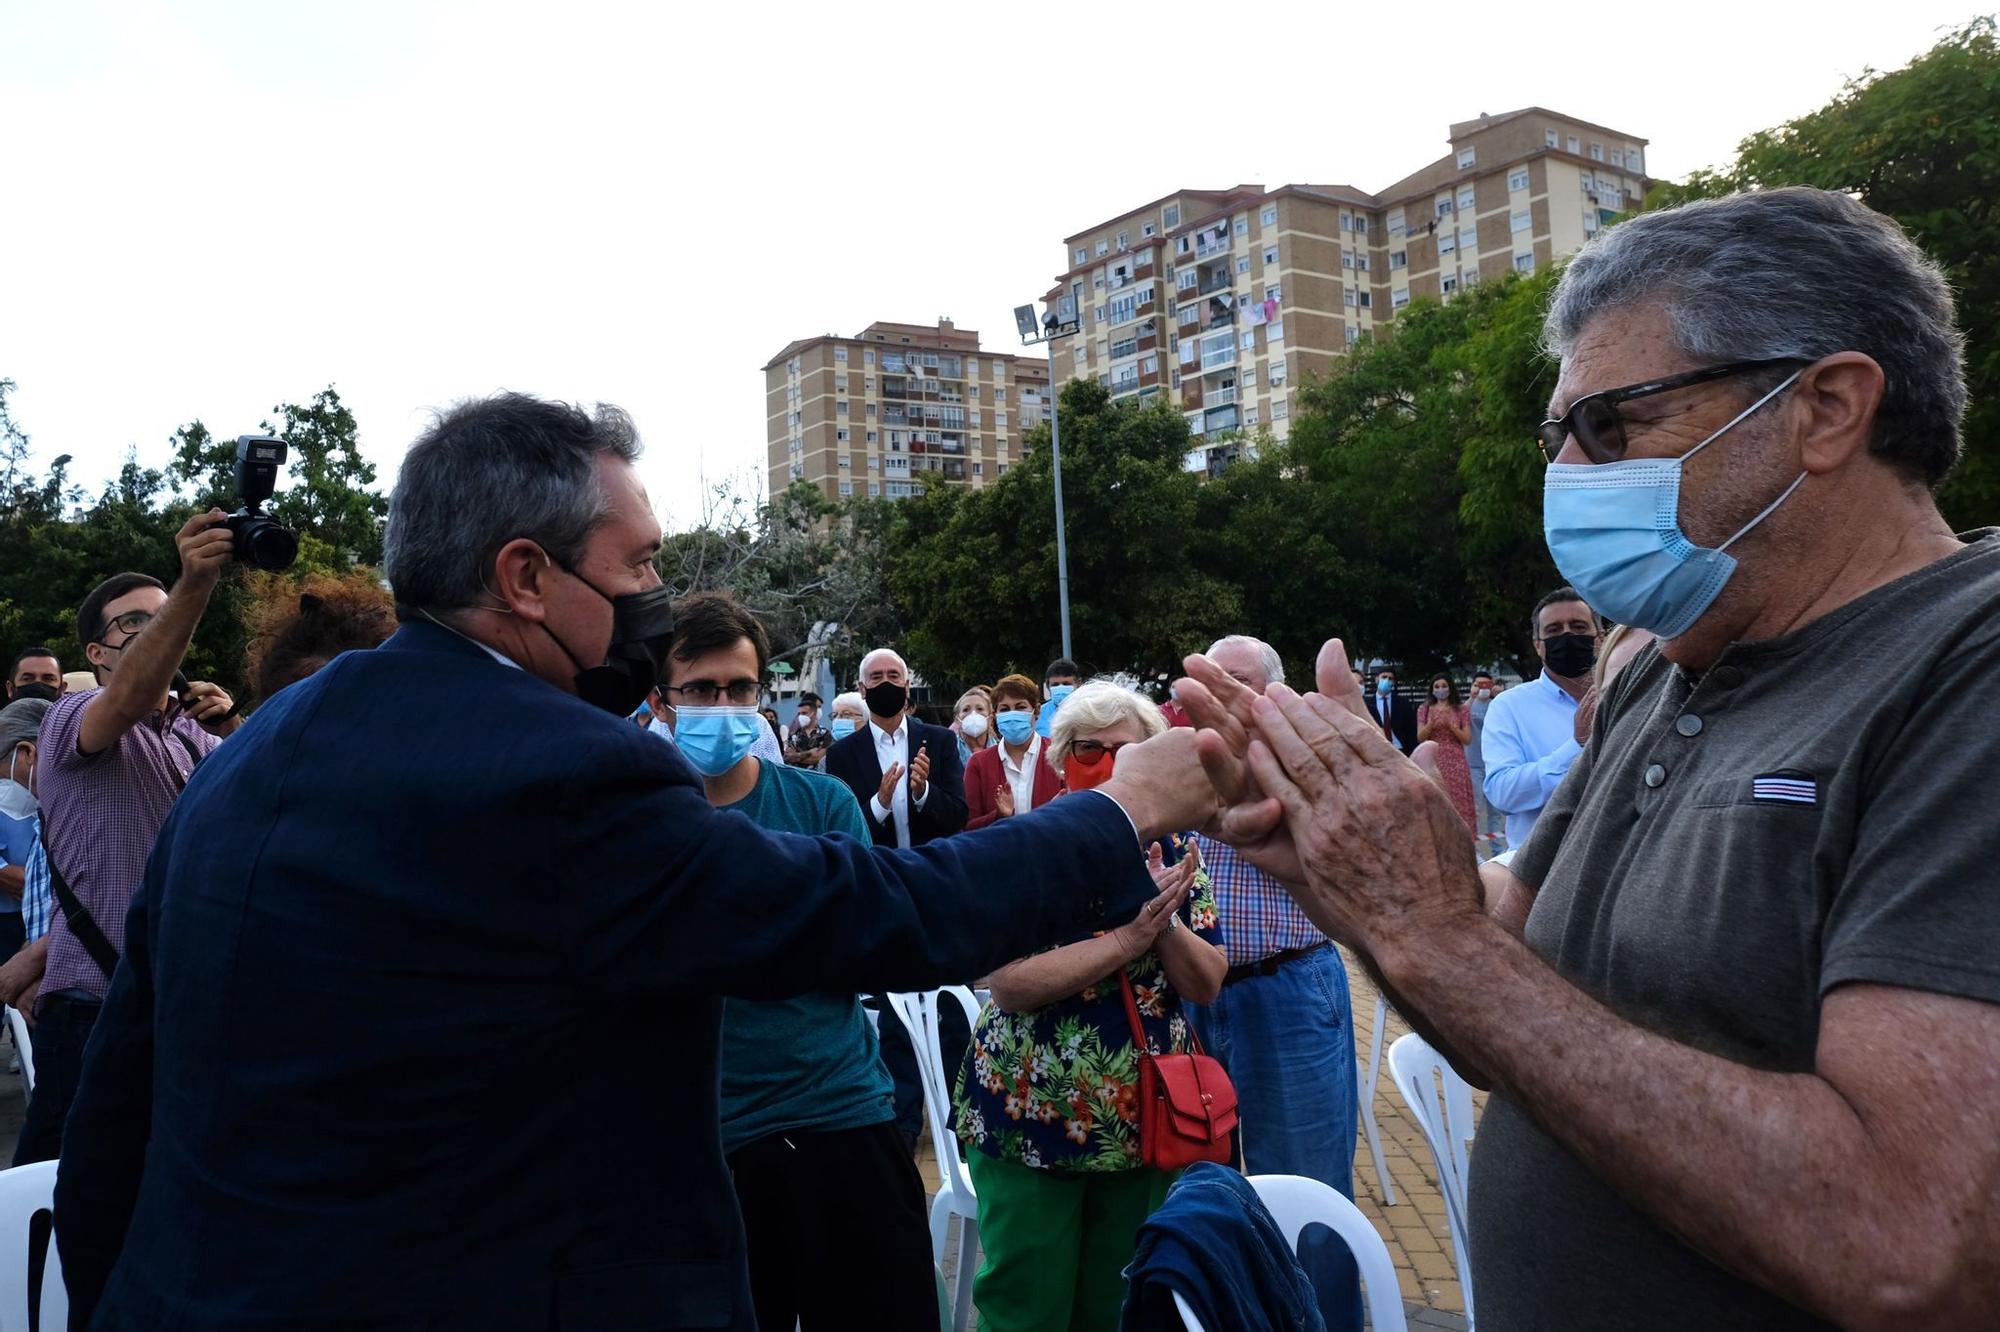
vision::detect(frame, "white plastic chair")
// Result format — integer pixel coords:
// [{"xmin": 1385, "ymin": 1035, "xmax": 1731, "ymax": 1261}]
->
[
  {"xmin": 0, "ymin": 1161, "xmax": 66, "ymax": 1332},
  {"xmin": 1388, "ymin": 1033, "xmax": 1478, "ymax": 1327},
  {"xmin": 1172, "ymin": 1173, "xmax": 1408, "ymax": 1332},
  {"xmin": 886, "ymin": 987, "xmax": 983, "ymax": 1332},
  {"xmin": 4, "ymin": 1009, "xmax": 31, "ymax": 1099},
  {"xmin": 1358, "ymin": 987, "xmax": 1394, "ymax": 1204}
]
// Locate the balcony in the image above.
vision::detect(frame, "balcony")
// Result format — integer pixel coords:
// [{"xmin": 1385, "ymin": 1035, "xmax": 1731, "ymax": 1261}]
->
[
  {"xmin": 1206, "ymin": 298, "xmax": 1237, "ymax": 329},
  {"xmin": 1201, "ymin": 347, "xmax": 1238, "ymax": 374},
  {"xmin": 1198, "ymin": 271, "xmax": 1234, "ymax": 298},
  {"xmin": 1204, "ymin": 385, "xmax": 1237, "ymax": 410}
]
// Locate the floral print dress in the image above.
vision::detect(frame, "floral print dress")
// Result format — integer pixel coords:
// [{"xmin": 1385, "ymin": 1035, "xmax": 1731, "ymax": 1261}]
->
[{"xmin": 953, "ymin": 850, "xmax": 1223, "ymax": 1174}]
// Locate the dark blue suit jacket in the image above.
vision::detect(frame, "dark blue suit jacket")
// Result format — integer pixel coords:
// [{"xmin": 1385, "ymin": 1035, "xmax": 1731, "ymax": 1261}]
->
[
  {"xmin": 54, "ymin": 623, "xmax": 1153, "ymax": 1331},
  {"xmin": 822, "ymin": 717, "xmax": 967, "ymax": 848}
]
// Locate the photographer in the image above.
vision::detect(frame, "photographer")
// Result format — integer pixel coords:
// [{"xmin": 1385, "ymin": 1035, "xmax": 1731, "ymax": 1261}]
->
[{"xmin": 9, "ymin": 511, "xmax": 241, "ymax": 1165}]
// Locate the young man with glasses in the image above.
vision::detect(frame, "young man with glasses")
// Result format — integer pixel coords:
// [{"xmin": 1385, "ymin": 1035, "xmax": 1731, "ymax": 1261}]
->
[
  {"xmin": 1478, "ymin": 587, "xmax": 1599, "ymax": 851},
  {"xmin": 10, "ymin": 513, "xmax": 241, "ymax": 1164}
]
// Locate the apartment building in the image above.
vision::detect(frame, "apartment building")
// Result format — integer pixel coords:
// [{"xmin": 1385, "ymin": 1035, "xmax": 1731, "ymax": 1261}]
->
[
  {"xmin": 764, "ymin": 319, "xmax": 1050, "ymax": 504},
  {"xmin": 1049, "ymin": 108, "xmax": 1649, "ymax": 473}
]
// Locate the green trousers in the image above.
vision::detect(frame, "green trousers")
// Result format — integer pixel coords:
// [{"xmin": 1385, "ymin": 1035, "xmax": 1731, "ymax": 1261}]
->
[{"xmin": 965, "ymin": 1151, "xmax": 1177, "ymax": 1332}]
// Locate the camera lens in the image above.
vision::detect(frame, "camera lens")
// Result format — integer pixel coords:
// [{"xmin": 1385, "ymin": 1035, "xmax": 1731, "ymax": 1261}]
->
[{"xmin": 240, "ymin": 517, "xmax": 299, "ymax": 572}]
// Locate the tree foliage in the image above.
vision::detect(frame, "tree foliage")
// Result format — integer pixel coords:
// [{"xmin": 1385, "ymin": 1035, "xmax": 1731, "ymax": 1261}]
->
[
  {"xmin": 883, "ymin": 379, "xmax": 1241, "ymax": 691},
  {"xmin": 1647, "ymin": 17, "xmax": 2000, "ymax": 525}
]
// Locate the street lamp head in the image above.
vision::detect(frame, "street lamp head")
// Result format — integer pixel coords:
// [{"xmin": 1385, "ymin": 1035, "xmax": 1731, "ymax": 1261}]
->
[{"xmin": 1014, "ymin": 305, "xmax": 1038, "ymax": 339}]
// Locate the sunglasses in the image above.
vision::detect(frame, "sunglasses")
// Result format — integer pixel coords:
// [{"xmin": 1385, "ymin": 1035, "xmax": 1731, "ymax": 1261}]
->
[
  {"xmin": 1068, "ymin": 739, "xmax": 1133, "ymax": 762},
  {"xmin": 1536, "ymin": 357, "xmax": 1807, "ymax": 465}
]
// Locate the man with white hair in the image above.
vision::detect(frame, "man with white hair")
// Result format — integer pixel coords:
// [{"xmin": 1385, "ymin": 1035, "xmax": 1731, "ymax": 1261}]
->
[
  {"xmin": 823, "ymin": 646, "xmax": 971, "ymax": 1148},
  {"xmin": 1179, "ymin": 187, "xmax": 2000, "ymax": 1328},
  {"xmin": 1191, "ymin": 634, "xmax": 1362, "ymax": 1331}
]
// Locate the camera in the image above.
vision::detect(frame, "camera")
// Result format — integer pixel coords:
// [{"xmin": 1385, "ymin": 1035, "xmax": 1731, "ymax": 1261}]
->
[{"xmin": 222, "ymin": 435, "xmax": 299, "ymax": 571}]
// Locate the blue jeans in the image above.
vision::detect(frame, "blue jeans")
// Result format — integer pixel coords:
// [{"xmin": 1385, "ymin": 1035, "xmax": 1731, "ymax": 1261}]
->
[{"xmin": 1192, "ymin": 946, "xmax": 1364, "ymax": 1332}]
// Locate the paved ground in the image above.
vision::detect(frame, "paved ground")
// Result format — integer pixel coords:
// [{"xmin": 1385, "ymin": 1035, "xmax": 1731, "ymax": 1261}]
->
[{"xmin": 920, "ymin": 945, "xmax": 1477, "ymax": 1329}]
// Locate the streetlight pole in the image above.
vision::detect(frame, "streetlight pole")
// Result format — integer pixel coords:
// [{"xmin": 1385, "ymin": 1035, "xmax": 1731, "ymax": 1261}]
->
[{"xmin": 1016, "ymin": 295, "xmax": 1079, "ymax": 662}]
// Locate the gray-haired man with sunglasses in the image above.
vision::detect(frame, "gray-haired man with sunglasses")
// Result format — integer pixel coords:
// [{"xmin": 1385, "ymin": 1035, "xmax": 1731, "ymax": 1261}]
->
[
  {"xmin": 9, "ymin": 513, "xmax": 242, "ymax": 1165},
  {"xmin": 1176, "ymin": 187, "xmax": 2000, "ymax": 1328}
]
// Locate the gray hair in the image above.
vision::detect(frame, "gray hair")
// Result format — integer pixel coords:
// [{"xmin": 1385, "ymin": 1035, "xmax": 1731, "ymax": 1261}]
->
[
  {"xmin": 829, "ymin": 691, "xmax": 866, "ymax": 721},
  {"xmin": 1047, "ymin": 679, "xmax": 1167, "ymax": 776},
  {"xmin": 382, "ymin": 393, "xmax": 643, "ymax": 613},
  {"xmin": 0, "ymin": 698, "xmax": 51, "ymax": 754},
  {"xmin": 1206, "ymin": 634, "xmax": 1285, "ymax": 687},
  {"xmin": 1545, "ymin": 187, "xmax": 1966, "ymax": 486},
  {"xmin": 856, "ymin": 648, "xmax": 908, "ymax": 684}
]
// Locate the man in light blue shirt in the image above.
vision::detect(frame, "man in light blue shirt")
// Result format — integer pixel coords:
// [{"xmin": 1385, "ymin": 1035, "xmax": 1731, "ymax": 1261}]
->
[{"xmin": 1482, "ymin": 588, "xmax": 1599, "ymax": 848}]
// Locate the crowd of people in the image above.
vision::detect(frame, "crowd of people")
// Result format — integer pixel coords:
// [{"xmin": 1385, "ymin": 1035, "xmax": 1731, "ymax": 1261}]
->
[{"xmin": 0, "ymin": 183, "xmax": 1991, "ymax": 1332}]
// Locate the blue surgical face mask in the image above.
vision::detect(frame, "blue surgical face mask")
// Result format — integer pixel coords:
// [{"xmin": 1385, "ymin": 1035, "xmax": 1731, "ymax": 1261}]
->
[
  {"xmin": 830, "ymin": 717, "xmax": 859, "ymax": 741},
  {"xmin": 1543, "ymin": 369, "xmax": 1805, "ymax": 640},
  {"xmin": 670, "ymin": 705, "xmax": 766, "ymax": 778},
  {"xmin": 1376, "ymin": 678, "xmax": 1394, "ymax": 696},
  {"xmin": 1037, "ymin": 683, "xmax": 1076, "ymax": 737},
  {"xmin": 996, "ymin": 711, "xmax": 1035, "ymax": 745}
]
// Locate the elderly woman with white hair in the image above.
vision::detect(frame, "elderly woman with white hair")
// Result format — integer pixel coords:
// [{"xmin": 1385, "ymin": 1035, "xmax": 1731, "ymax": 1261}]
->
[{"xmin": 951, "ymin": 679, "xmax": 1227, "ymax": 1332}]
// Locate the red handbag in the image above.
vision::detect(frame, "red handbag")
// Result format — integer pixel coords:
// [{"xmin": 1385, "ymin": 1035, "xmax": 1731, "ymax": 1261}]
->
[{"xmin": 1118, "ymin": 969, "xmax": 1238, "ymax": 1170}]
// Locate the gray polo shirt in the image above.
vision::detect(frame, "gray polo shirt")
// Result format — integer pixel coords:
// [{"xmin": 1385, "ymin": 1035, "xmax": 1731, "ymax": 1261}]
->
[{"xmin": 1468, "ymin": 530, "xmax": 2000, "ymax": 1329}]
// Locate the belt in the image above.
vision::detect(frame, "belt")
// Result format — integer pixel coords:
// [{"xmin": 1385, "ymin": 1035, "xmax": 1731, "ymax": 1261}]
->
[{"xmin": 1221, "ymin": 942, "xmax": 1328, "ymax": 988}]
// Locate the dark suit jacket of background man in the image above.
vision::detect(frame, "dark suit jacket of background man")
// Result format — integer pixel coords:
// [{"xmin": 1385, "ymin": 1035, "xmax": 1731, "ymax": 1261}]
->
[
  {"xmin": 1369, "ymin": 691, "xmax": 1420, "ymax": 754},
  {"xmin": 822, "ymin": 714, "xmax": 968, "ymax": 849},
  {"xmin": 52, "ymin": 622, "xmax": 1154, "ymax": 1331}
]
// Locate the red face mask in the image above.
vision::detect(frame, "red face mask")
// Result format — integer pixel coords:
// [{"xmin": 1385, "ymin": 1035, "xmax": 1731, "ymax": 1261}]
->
[{"xmin": 1065, "ymin": 749, "xmax": 1115, "ymax": 792}]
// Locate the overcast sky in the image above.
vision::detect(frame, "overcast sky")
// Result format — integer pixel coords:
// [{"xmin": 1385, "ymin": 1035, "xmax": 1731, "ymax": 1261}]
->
[{"xmin": 0, "ymin": 2, "xmax": 1978, "ymax": 528}]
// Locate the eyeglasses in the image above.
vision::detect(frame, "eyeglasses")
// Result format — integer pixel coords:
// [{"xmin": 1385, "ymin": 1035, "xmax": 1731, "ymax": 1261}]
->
[
  {"xmin": 98, "ymin": 610, "xmax": 155, "ymax": 641},
  {"xmin": 1535, "ymin": 357, "xmax": 1807, "ymax": 465},
  {"xmin": 664, "ymin": 678, "xmax": 763, "ymax": 707},
  {"xmin": 1067, "ymin": 739, "xmax": 1133, "ymax": 762}
]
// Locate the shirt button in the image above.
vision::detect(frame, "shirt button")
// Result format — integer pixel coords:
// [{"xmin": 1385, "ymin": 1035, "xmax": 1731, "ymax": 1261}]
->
[
  {"xmin": 1643, "ymin": 763, "xmax": 1667, "ymax": 788},
  {"xmin": 1675, "ymin": 715, "xmax": 1704, "ymax": 737},
  {"xmin": 1087, "ymin": 896, "xmax": 1106, "ymax": 917},
  {"xmin": 1712, "ymin": 666, "xmax": 1745, "ymax": 690}
]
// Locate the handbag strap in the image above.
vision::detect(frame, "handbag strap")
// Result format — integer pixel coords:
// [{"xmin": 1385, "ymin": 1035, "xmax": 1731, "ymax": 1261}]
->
[
  {"xmin": 1116, "ymin": 965, "xmax": 1205, "ymax": 1057},
  {"xmin": 41, "ymin": 819, "xmax": 119, "ymax": 979}
]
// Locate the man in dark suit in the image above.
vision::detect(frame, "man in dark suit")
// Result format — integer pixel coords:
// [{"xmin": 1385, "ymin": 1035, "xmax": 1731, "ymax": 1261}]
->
[
  {"xmin": 823, "ymin": 646, "xmax": 973, "ymax": 1148},
  {"xmin": 1368, "ymin": 667, "xmax": 1420, "ymax": 754},
  {"xmin": 52, "ymin": 394, "xmax": 1210, "ymax": 1332}
]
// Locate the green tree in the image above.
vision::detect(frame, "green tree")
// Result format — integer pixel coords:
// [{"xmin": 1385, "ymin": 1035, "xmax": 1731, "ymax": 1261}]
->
[
  {"xmin": 885, "ymin": 379, "xmax": 1240, "ymax": 689},
  {"xmin": 1646, "ymin": 17, "xmax": 2000, "ymax": 525}
]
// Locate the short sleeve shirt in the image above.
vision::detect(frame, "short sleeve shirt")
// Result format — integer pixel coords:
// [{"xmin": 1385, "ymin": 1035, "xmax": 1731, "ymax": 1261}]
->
[
  {"xmin": 953, "ymin": 833, "xmax": 1224, "ymax": 1174},
  {"xmin": 37, "ymin": 689, "xmax": 221, "ymax": 1000},
  {"xmin": 1468, "ymin": 530, "xmax": 2000, "ymax": 1329}
]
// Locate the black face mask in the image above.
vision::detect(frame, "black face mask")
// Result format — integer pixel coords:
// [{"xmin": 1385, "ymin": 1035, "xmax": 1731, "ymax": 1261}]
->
[
  {"xmin": 9, "ymin": 684, "xmax": 59, "ymax": 704},
  {"xmin": 541, "ymin": 568, "xmax": 678, "ymax": 717},
  {"xmin": 1543, "ymin": 632, "xmax": 1598, "ymax": 681},
  {"xmin": 863, "ymin": 681, "xmax": 908, "ymax": 718}
]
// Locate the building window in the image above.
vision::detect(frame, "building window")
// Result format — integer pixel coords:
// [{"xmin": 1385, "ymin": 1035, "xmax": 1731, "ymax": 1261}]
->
[
  {"xmin": 836, "ymin": 401, "xmax": 848, "ymax": 415},
  {"xmin": 1116, "ymin": 230, "xmax": 1129, "ymax": 249},
  {"xmin": 1436, "ymin": 197, "xmax": 1453, "ymax": 217},
  {"xmin": 970, "ymin": 384, "xmax": 981, "ymax": 400},
  {"xmin": 1269, "ymin": 358, "xmax": 1288, "ymax": 386},
  {"xmin": 1263, "ymin": 245, "xmax": 1278, "ymax": 265},
  {"xmin": 1590, "ymin": 142, "xmax": 1604, "ymax": 162},
  {"xmin": 1457, "ymin": 186, "xmax": 1475, "ymax": 211},
  {"xmin": 1356, "ymin": 254, "xmax": 1370, "ymax": 272},
  {"xmin": 997, "ymin": 413, "xmax": 1007, "ymax": 428},
  {"xmin": 1439, "ymin": 231, "xmax": 1457, "ymax": 254},
  {"xmin": 1346, "ymin": 324, "xmax": 1361, "ymax": 345},
  {"xmin": 837, "ymin": 453, "xmax": 850, "ymax": 467},
  {"xmin": 1142, "ymin": 222, "xmax": 1156, "ymax": 237},
  {"xmin": 864, "ymin": 349, "xmax": 874, "ymax": 366},
  {"xmin": 1628, "ymin": 149, "xmax": 1643, "ymax": 174},
  {"xmin": 1342, "ymin": 250, "xmax": 1354, "ymax": 269},
  {"xmin": 1096, "ymin": 239, "xmax": 1109, "ymax": 255},
  {"xmin": 1391, "ymin": 250, "xmax": 1407, "ymax": 269},
  {"xmin": 1236, "ymin": 256, "xmax": 1250, "ymax": 274},
  {"xmin": 1567, "ymin": 135, "xmax": 1580, "ymax": 154},
  {"xmin": 1457, "ymin": 147, "xmax": 1477, "ymax": 169},
  {"xmin": 1392, "ymin": 288, "xmax": 1411, "ymax": 309},
  {"xmin": 836, "ymin": 428, "xmax": 849, "ymax": 442},
  {"xmin": 833, "ymin": 346, "xmax": 848, "ymax": 362},
  {"xmin": 1164, "ymin": 204, "xmax": 1180, "ymax": 228},
  {"xmin": 1359, "ymin": 291, "xmax": 1372, "ymax": 308},
  {"xmin": 865, "ymin": 404, "xmax": 876, "ymax": 418},
  {"xmin": 1260, "ymin": 204, "xmax": 1277, "ymax": 226},
  {"xmin": 1177, "ymin": 268, "xmax": 1198, "ymax": 292},
  {"xmin": 1340, "ymin": 212, "xmax": 1354, "ymax": 231},
  {"xmin": 1355, "ymin": 216, "xmax": 1368, "ymax": 234},
  {"xmin": 1516, "ymin": 252, "xmax": 1536, "ymax": 272},
  {"xmin": 1441, "ymin": 274, "xmax": 1459, "ymax": 294},
  {"xmin": 1344, "ymin": 286, "xmax": 1357, "ymax": 306},
  {"xmin": 1459, "ymin": 227, "xmax": 1476, "ymax": 252},
  {"xmin": 1511, "ymin": 210, "xmax": 1532, "ymax": 233},
  {"xmin": 1179, "ymin": 304, "xmax": 1200, "ymax": 329},
  {"xmin": 1545, "ymin": 127, "xmax": 1558, "ymax": 147},
  {"xmin": 1240, "ymin": 330, "xmax": 1256, "ymax": 351},
  {"xmin": 995, "ymin": 386, "xmax": 1006, "ymax": 400},
  {"xmin": 1509, "ymin": 168, "xmax": 1530, "ymax": 192},
  {"xmin": 1075, "ymin": 247, "xmax": 1088, "ymax": 264},
  {"xmin": 1388, "ymin": 208, "xmax": 1406, "ymax": 236},
  {"xmin": 1245, "ymin": 408, "xmax": 1260, "ymax": 427},
  {"xmin": 1268, "ymin": 318, "xmax": 1284, "ymax": 342},
  {"xmin": 1234, "ymin": 216, "xmax": 1249, "ymax": 235}
]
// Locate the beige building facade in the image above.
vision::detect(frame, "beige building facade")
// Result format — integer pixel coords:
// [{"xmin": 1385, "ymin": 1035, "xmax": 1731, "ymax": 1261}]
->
[
  {"xmin": 1048, "ymin": 108, "xmax": 1649, "ymax": 473},
  {"xmin": 764, "ymin": 319, "xmax": 1050, "ymax": 504}
]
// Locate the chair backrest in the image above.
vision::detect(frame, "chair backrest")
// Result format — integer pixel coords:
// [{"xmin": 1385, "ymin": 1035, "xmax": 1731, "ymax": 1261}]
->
[
  {"xmin": 1246, "ymin": 1174, "xmax": 1409, "ymax": 1332},
  {"xmin": 4, "ymin": 1010, "xmax": 30, "ymax": 1097},
  {"xmin": 885, "ymin": 987, "xmax": 982, "ymax": 1199},
  {"xmin": 1387, "ymin": 1033, "xmax": 1477, "ymax": 1325},
  {"xmin": 0, "ymin": 1161, "xmax": 66, "ymax": 1332}
]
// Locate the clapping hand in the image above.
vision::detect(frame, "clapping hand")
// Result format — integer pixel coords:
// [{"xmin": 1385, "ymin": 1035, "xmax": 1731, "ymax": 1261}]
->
[
  {"xmin": 877, "ymin": 762, "xmax": 904, "ymax": 807},
  {"xmin": 1116, "ymin": 844, "xmax": 1196, "ymax": 954},
  {"xmin": 995, "ymin": 783, "xmax": 1015, "ymax": 818},
  {"xmin": 910, "ymin": 743, "xmax": 930, "ymax": 800}
]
